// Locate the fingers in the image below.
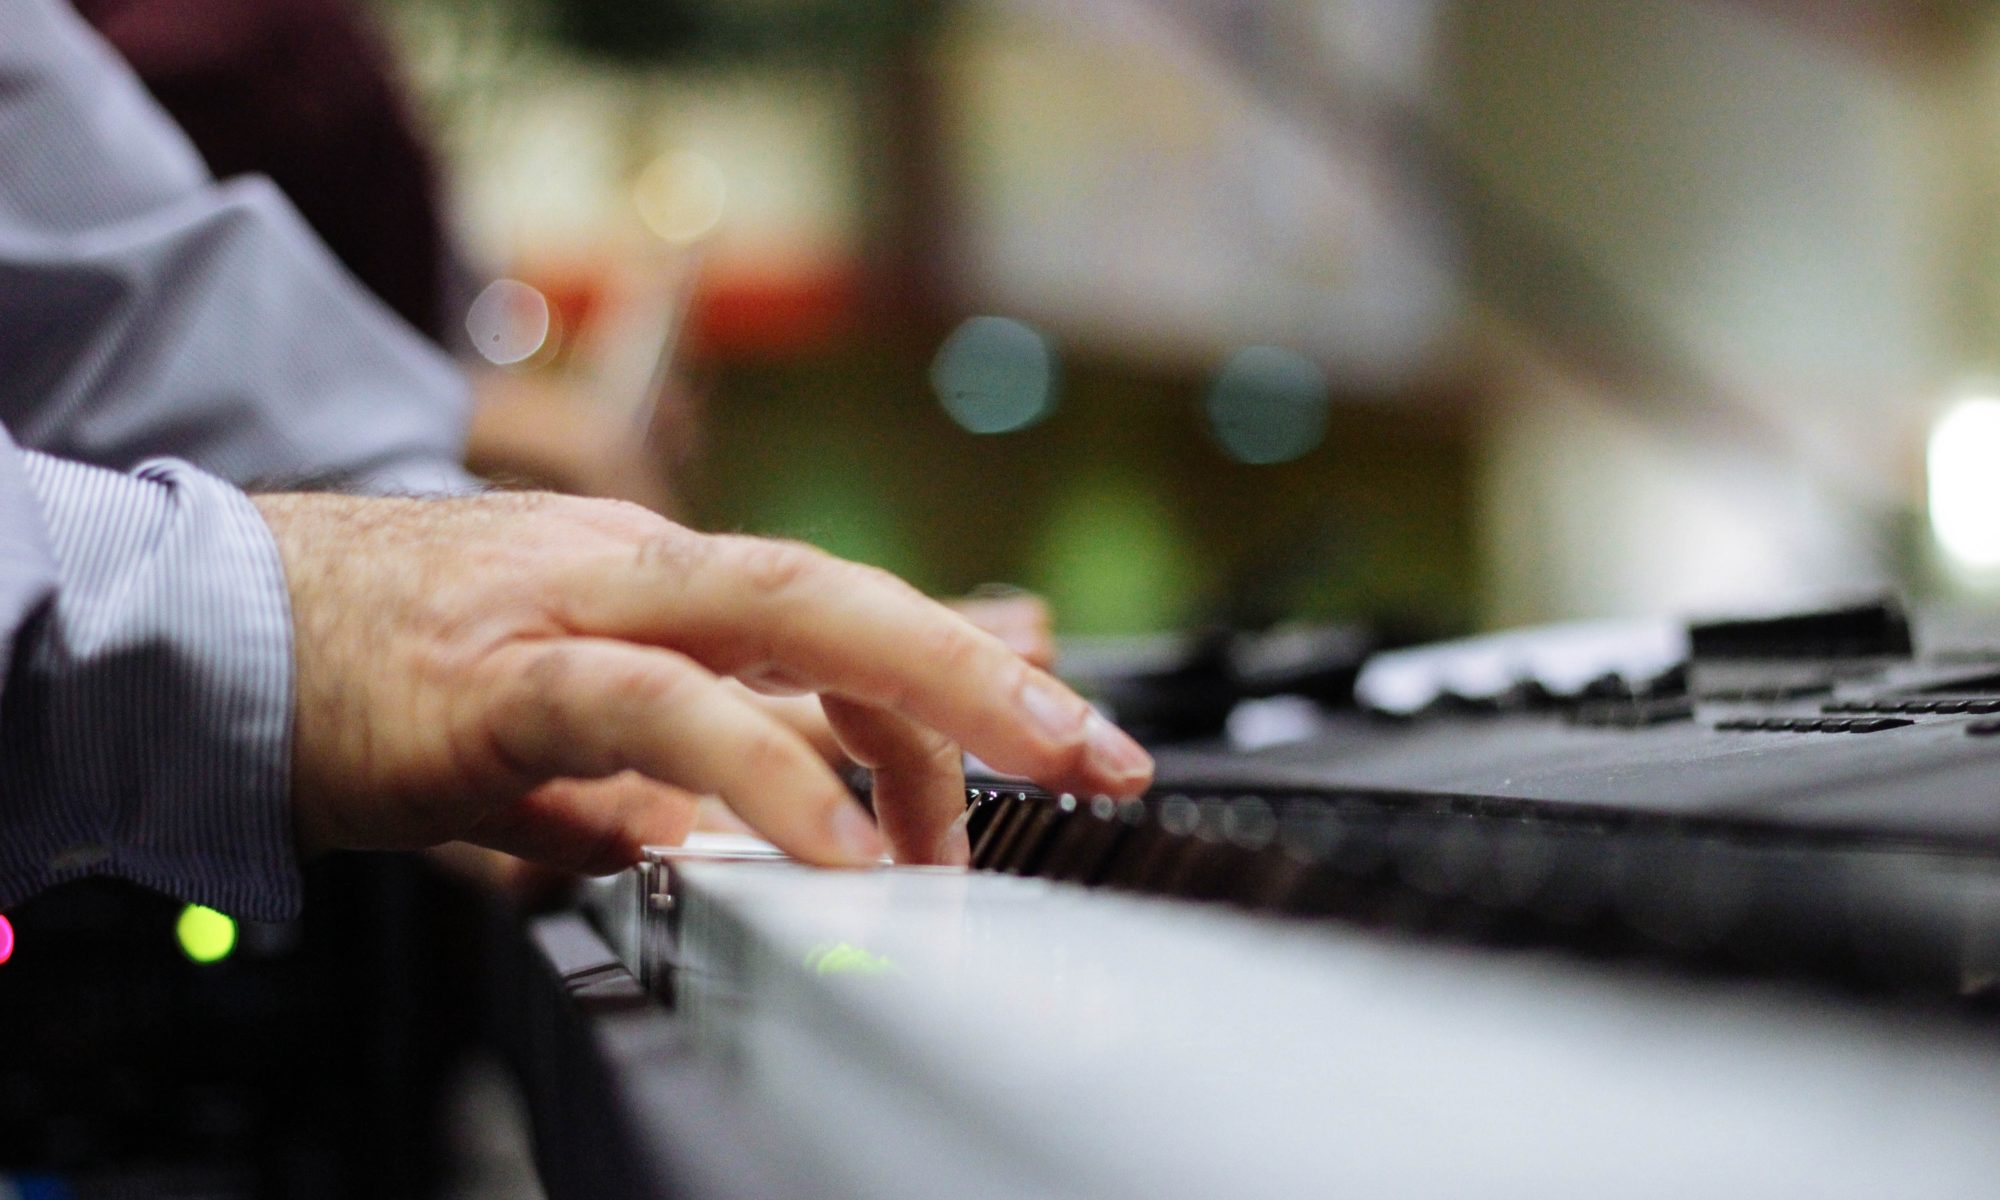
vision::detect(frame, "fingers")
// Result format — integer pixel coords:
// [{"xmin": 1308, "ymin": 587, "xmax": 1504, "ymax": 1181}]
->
[
  {"xmin": 822, "ymin": 697, "xmax": 969, "ymax": 867},
  {"xmin": 480, "ymin": 637, "xmax": 883, "ymax": 866},
  {"xmin": 728, "ymin": 683, "xmax": 846, "ymax": 766},
  {"xmin": 563, "ymin": 532, "xmax": 1154, "ymax": 798},
  {"xmin": 951, "ymin": 592, "xmax": 1055, "ymax": 669},
  {"xmin": 461, "ymin": 772, "xmax": 701, "ymax": 875}
]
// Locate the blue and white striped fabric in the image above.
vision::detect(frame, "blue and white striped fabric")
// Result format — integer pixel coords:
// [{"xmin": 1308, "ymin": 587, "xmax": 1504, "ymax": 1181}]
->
[
  {"xmin": 0, "ymin": 448, "xmax": 298, "ymax": 920},
  {"xmin": 0, "ymin": 0, "xmax": 477, "ymax": 918}
]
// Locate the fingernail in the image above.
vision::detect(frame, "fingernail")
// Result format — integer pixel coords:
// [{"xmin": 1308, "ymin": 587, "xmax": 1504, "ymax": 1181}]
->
[
  {"xmin": 937, "ymin": 809, "xmax": 973, "ymax": 868},
  {"xmin": 828, "ymin": 802, "xmax": 885, "ymax": 864},
  {"xmin": 1085, "ymin": 711, "xmax": 1153, "ymax": 784},
  {"xmin": 1021, "ymin": 674, "xmax": 1085, "ymax": 742}
]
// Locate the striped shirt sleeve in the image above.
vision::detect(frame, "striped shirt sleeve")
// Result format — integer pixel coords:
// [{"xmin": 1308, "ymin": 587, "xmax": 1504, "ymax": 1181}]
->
[{"xmin": 0, "ymin": 441, "xmax": 300, "ymax": 920}]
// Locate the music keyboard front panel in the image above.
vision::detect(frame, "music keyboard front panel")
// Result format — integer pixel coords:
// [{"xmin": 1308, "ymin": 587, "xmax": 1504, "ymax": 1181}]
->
[{"xmin": 591, "ymin": 848, "xmax": 2000, "ymax": 1200}]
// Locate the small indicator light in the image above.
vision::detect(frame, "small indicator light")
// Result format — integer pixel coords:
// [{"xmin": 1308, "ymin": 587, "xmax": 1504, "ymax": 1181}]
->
[
  {"xmin": 175, "ymin": 905, "xmax": 236, "ymax": 964},
  {"xmin": 0, "ymin": 914, "xmax": 13, "ymax": 965},
  {"xmin": 803, "ymin": 940, "xmax": 899, "ymax": 977}
]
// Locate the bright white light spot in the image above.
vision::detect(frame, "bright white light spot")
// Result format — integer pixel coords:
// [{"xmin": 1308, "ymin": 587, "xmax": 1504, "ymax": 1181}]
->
[
  {"xmin": 634, "ymin": 151, "xmax": 727, "ymax": 246},
  {"xmin": 465, "ymin": 279, "xmax": 552, "ymax": 366},
  {"xmin": 1226, "ymin": 696, "xmax": 1323, "ymax": 752},
  {"xmin": 1929, "ymin": 397, "xmax": 2000, "ymax": 570}
]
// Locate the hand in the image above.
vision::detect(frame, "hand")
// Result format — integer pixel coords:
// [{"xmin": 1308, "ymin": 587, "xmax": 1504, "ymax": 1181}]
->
[
  {"xmin": 742, "ymin": 591, "xmax": 1056, "ymax": 766},
  {"xmin": 252, "ymin": 492, "xmax": 1153, "ymax": 873},
  {"xmin": 951, "ymin": 591, "xmax": 1055, "ymax": 669}
]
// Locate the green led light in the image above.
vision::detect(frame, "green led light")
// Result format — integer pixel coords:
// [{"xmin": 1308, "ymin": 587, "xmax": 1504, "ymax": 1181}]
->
[
  {"xmin": 176, "ymin": 904, "xmax": 237, "ymax": 964},
  {"xmin": 804, "ymin": 940, "xmax": 898, "ymax": 977}
]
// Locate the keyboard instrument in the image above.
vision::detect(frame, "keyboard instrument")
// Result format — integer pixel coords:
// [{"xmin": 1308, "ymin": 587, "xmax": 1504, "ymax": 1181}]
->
[{"xmin": 508, "ymin": 599, "xmax": 2000, "ymax": 1199}]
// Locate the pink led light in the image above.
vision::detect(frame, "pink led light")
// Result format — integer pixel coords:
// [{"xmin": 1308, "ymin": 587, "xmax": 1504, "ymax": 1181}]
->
[{"xmin": 0, "ymin": 914, "xmax": 13, "ymax": 965}]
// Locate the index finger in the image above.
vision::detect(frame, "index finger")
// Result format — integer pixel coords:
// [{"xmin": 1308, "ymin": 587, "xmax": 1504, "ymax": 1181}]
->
[{"xmin": 561, "ymin": 530, "xmax": 1154, "ymax": 797}]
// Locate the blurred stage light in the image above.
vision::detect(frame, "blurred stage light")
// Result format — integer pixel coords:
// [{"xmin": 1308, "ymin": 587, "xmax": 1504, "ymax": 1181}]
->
[
  {"xmin": 1929, "ymin": 396, "xmax": 2000, "ymax": 571},
  {"xmin": 634, "ymin": 151, "xmax": 727, "ymax": 245},
  {"xmin": 930, "ymin": 316, "xmax": 1058, "ymax": 434},
  {"xmin": 0, "ymin": 914, "xmax": 12, "ymax": 966},
  {"xmin": 465, "ymin": 279, "xmax": 553, "ymax": 367},
  {"xmin": 1204, "ymin": 346, "xmax": 1329, "ymax": 465},
  {"xmin": 176, "ymin": 905, "xmax": 236, "ymax": 965}
]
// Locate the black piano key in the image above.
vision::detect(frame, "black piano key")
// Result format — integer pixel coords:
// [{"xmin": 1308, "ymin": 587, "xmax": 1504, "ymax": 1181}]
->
[
  {"xmin": 963, "ymin": 789, "xmax": 1008, "ymax": 849},
  {"xmin": 1520, "ymin": 824, "xmax": 1615, "ymax": 931},
  {"xmin": 1222, "ymin": 797, "xmax": 1278, "ymax": 852},
  {"xmin": 997, "ymin": 797, "xmax": 1070, "ymax": 876},
  {"xmin": 1151, "ymin": 814, "xmax": 1219, "ymax": 900},
  {"xmin": 1215, "ymin": 797, "xmax": 1282, "ymax": 909},
  {"xmin": 949, "ymin": 778, "xmax": 2000, "ymax": 999},
  {"xmin": 1038, "ymin": 794, "xmax": 1120, "ymax": 882},
  {"xmin": 1256, "ymin": 799, "xmax": 1346, "ymax": 913},
  {"xmin": 1705, "ymin": 847, "xmax": 1849, "ymax": 976},
  {"xmin": 1058, "ymin": 797, "xmax": 1145, "ymax": 887},
  {"xmin": 1604, "ymin": 830, "xmax": 1719, "ymax": 954},
  {"xmin": 970, "ymin": 792, "xmax": 1034, "ymax": 867},
  {"xmin": 1094, "ymin": 801, "xmax": 1182, "ymax": 892},
  {"xmin": 1153, "ymin": 798, "xmax": 1247, "ymax": 904},
  {"xmin": 1393, "ymin": 814, "xmax": 1490, "ymax": 903},
  {"xmin": 982, "ymin": 791, "xmax": 1057, "ymax": 870}
]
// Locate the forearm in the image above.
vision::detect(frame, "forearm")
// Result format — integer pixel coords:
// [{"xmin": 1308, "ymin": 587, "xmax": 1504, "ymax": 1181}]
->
[
  {"xmin": 0, "ymin": 440, "xmax": 300, "ymax": 919},
  {"xmin": 0, "ymin": 0, "xmax": 475, "ymax": 495},
  {"xmin": 0, "ymin": 180, "xmax": 476, "ymax": 494}
]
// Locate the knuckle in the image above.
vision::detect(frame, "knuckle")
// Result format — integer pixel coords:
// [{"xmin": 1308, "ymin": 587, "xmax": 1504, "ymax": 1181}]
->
[
  {"xmin": 736, "ymin": 725, "xmax": 804, "ymax": 785},
  {"xmin": 608, "ymin": 658, "xmax": 696, "ymax": 713},
  {"xmin": 871, "ymin": 671, "xmax": 920, "ymax": 719},
  {"xmin": 514, "ymin": 644, "xmax": 578, "ymax": 719},
  {"xmin": 916, "ymin": 620, "xmax": 990, "ymax": 679},
  {"xmin": 477, "ymin": 644, "xmax": 586, "ymax": 782},
  {"xmin": 632, "ymin": 525, "xmax": 705, "ymax": 575},
  {"xmin": 728, "ymin": 537, "xmax": 824, "ymax": 597},
  {"xmin": 919, "ymin": 729, "xmax": 962, "ymax": 771}
]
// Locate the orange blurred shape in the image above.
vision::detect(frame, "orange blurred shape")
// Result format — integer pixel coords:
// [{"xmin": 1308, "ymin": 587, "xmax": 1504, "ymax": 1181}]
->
[{"xmin": 689, "ymin": 265, "xmax": 860, "ymax": 359}]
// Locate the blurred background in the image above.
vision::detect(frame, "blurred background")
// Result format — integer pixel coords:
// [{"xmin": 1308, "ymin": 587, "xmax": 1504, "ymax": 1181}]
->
[
  {"xmin": 352, "ymin": 0, "xmax": 2000, "ymax": 639},
  {"xmin": 17, "ymin": 2, "xmax": 2000, "ymax": 1197}
]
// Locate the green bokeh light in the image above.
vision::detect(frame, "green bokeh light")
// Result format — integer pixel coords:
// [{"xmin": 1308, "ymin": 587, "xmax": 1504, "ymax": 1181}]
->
[
  {"xmin": 176, "ymin": 904, "xmax": 236, "ymax": 964},
  {"xmin": 1033, "ymin": 473, "xmax": 1199, "ymax": 634}
]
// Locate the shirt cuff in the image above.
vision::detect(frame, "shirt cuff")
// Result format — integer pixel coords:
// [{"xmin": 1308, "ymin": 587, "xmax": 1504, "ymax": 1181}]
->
[{"xmin": 0, "ymin": 453, "xmax": 300, "ymax": 918}]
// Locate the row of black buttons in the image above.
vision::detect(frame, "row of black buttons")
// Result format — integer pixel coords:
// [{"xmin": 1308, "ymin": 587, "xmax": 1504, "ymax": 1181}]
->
[
  {"xmin": 1712, "ymin": 717, "xmax": 1912, "ymax": 734},
  {"xmin": 1822, "ymin": 699, "xmax": 2000, "ymax": 715}
]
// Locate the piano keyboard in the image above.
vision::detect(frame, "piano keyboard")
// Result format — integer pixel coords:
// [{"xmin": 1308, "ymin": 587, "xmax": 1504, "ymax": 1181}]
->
[
  {"xmin": 563, "ymin": 603, "xmax": 2000, "ymax": 1198},
  {"xmin": 959, "ymin": 784, "xmax": 2000, "ymax": 996}
]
